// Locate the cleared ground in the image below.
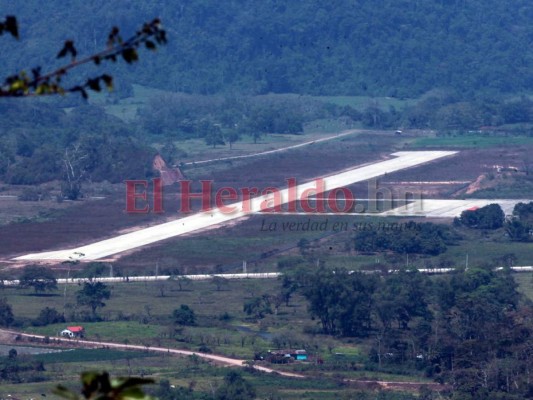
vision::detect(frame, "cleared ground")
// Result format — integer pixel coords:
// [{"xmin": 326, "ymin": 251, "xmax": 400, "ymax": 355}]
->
[{"xmin": 14, "ymin": 151, "xmax": 456, "ymax": 261}]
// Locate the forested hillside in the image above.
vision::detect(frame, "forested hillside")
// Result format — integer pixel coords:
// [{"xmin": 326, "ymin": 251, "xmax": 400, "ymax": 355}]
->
[{"xmin": 1, "ymin": 0, "xmax": 532, "ymax": 97}]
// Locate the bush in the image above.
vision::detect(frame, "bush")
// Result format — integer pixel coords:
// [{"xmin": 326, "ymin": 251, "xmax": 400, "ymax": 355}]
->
[
  {"xmin": 173, "ymin": 305, "xmax": 196, "ymax": 326},
  {"xmin": 32, "ymin": 307, "xmax": 65, "ymax": 327},
  {"xmin": 459, "ymin": 204, "xmax": 505, "ymax": 229},
  {"xmin": 18, "ymin": 187, "xmax": 50, "ymax": 201}
]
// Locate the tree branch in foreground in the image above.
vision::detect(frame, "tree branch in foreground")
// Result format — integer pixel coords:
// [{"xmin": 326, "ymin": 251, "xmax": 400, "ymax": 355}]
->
[{"xmin": 0, "ymin": 17, "xmax": 167, "ymax": 98}]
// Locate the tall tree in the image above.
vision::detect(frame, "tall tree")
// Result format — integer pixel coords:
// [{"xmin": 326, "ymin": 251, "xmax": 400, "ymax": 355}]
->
[
  {"xmin": 215, "ymin": 371, "xmax": 256, "ymax": 400},
  {"xmin": 0, "ymin": 298, "xmax": 14, "ymax": 327},
  {"xmin": 18, "ymin": 265, "xmax": 57, "ymax": 293},
  {"xmin": 76, "ymin": 282, "xmax": 111, "ymax": 319}
]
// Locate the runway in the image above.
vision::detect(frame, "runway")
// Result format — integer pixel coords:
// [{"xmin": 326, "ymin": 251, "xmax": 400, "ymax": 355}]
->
[
  {"xmin": 380, "ymin": 199, "xmax": 523, "ymax": 217},
  {"xmin": 14, "ymin": 151, "xmax": 457, "ymax": 261}
]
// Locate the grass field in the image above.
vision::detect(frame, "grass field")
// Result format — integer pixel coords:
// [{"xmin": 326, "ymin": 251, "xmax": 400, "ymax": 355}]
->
[
  {"xmin": 1, "ymin": 258, "xmax": 530, "ymax": 398},
  {"xmin": 0, "ymin": 351, "xmax": 419, "ymax": 400},
  {"xmin": 0, "ymin": 277, "xmax": 433, "ymax": 399}
]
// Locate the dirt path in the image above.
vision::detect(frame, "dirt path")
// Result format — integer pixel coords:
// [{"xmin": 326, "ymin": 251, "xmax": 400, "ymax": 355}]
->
[
  {"xmin": 183, "ymin": 129, "xmax": 362, "ymax": 166},
  {"xmin": 0, "ymin": 328, "xmax": 452, "ymax": 390}
]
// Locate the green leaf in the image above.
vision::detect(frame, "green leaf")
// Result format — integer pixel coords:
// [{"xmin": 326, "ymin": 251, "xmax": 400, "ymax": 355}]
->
[
  {"xmin": 57, "ymin": 40, "xmax": 77, "ymax": 60},
  {"xmin": 121, "ymin": 48, "xmax": 138, "ymax": 64},
  {"xmin": 114, "ymin": 377, "xmax": 155, "ymax": 390},
  {"xmin": 107, "ymin": 26, "xmax": 120, "ymax": 47},
  {"xmin": 118, "ymin": 387, "xmax": 152, "ymax": 400},
  {"xmin": 145, "ymin": 40, "xmax": 156, "ymax": 50},
  {"xmin": 87, "ymin": 78, "xmax": 101, "ymax": 92},
  {"xmin": 5, "ymin": 16, "xmax": 18, "ymax": 38},
  {"xmin": 101, "ymin": 74, "xmax": 113, "ymax": 91}
]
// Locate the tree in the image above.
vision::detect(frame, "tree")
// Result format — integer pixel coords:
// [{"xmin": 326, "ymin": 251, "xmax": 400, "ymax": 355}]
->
[
  {"xmin": 33, "ymin": 307, "xmax": 65, "ymax": 327},
  {"xmin": 374, "ymin": 270, "xmax": 432, "ymax": 330},
  {"xmin": 169, "ymin": 274, "xmax": 192, "ymax": 291},
  {"xmin": 153, "ymin": 379, "xmax": 196, "ymax": 400},
  {"xmin": 302, "ymin": 268, "xmax": 377, "ymax": 336},
  {"xmin": 243, "ymin": 295, "xmax": 272, "ymax": 319},
  {"xmin": 173, "ymin": 304, "xmax": 196, "ymax": 326},
  {"xmin": 459, "ymin": 204, "xmax": 505, "ymax": 229},
  {"xmin": 226, "ymin": 130, "xmax": 241, "ymax": 149},
  {"xmin": 506, "ymin": 219, "xmax": 531, "ymax": 242},
  {"xmin": 0, "ymin": 16, "xmax": 166, "ymax": 98},
  {"xmin": 215, "ymin": 371, "xmax": 256, "ymax": 400},
  {"xmin": 204, "ymin": 124, "xmax": 225, "ymax": 148},
  {"xmin": 211, "ymin": 276, "xmax": 228, "ymax": 291},
  {"xmin": 76, "ymin": 282, "xmax": 111, "ymax": 319},
  {"xmin": 280, "ymin": 273, "xmax": 300, "ymax": 306},
  {"xmin": 18, "ymin": 264, "xmax": 57, "ymax": 293},
  {"xmin": 73, "ymin": 262, "xmax": 108, "ymax": 280},
  {"xmin": 237, "ymin": 119, "xmax": 262, "ymax": 144},
  {"xmin": 61, "ymin": 143, "xmax": 89, "ymax": 200},
  {"xmin": 0, "ymin": 298, "xmax": 14, "ymax": 327}
]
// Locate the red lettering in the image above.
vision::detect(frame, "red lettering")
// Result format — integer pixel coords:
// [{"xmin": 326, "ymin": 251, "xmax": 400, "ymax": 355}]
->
[
  {"xmin": 125, "ymin": 180, "xmax": 149, "ymax": 213},
  {"xmin": 216, "ymin": 187, "xmax": 238, "ymax": 213},
  {"xmin": 179, "ymin": 180, "xmax": 213, "ymax": 213},
  {"xmin": 260, "ymin": 187, "xmax": 283, "ymax": 212},
  {"xmin": 241, "ymin": 187, "xmax": 259, "ymax": 212},
  {"xmin": 152, "ymin": 178, "xmax": 164, "ymax": 213},
  {"xmin": 327, "ymin": 188, "xmax": 355, "ymax": 213},
  {"xmin": 300, "ymin": 179, "xmax": 326, "ymax": 213},
  {"xmin": 286, "ymin": 177, "xmax": 297, "ymax": 212}
]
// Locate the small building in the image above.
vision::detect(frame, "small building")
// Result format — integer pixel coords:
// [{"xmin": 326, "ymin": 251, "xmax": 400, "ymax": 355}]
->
[
  {"xmin": 267, "ymin": 349, "xmax": 307, "ymax": 363},
  {"xmin": 60, "ymin": 326, "xmax": 85, "ymax": 338}
]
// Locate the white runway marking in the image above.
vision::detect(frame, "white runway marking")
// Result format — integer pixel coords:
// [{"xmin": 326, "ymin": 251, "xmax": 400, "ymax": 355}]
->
[
  {"xmin": 380, "ymin": 199, "xmax": 524, "ymax": 217},
  {"xmin": 14, "ymin": 151, "xmax": 456, "ymax": 261}
]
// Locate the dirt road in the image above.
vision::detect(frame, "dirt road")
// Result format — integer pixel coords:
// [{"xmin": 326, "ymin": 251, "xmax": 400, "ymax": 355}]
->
[
  {"xmin": 0, "ymin": 328, "xmax": 451, "ymax": 390},
  {"xmin": 183, "ymin": 129, "xmax": 361, "ymax": 166},
  {"xmin": 0, "ymin": 328, "xmax": 304, "ymax": 378}
]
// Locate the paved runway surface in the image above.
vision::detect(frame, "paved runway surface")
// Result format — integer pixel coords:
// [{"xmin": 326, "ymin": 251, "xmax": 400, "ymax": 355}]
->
[
  {"xmin": 380, "ymin": 199, "xmax": 524, "ymax": 217},
  {"xmin": 15, "ymin": 151, "xmax": 456, "ymax": 261}
]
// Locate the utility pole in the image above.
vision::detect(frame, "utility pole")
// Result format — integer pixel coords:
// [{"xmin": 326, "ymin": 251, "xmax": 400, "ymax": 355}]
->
[
  {"xmin": 242, "ymin": 260, "xmax": 247, "ymax": 274},
  {"xmin": 63, "ymin": 264, "xmax": 70, "ymax": 310}
]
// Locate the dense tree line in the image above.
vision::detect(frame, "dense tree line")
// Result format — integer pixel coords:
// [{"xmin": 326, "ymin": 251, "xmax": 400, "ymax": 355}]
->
[
  {"xmin": 0, "ymin": 101, "xmax": 156, "ymax": 196},
  {"xmin": 353, "ymin": 222, "xmax": 458, "ymax": 255},
  {"xmin": 137, "ymin": 94, "xmax": 317, "ymax": 141},
  {"xmin": 506, "ymin": 202, "xmax": 533, "ymax": 242},
  {"xmin": 1, "ymin": 1, "xmax": 531, "ymax": 97},
  {"xmin": 299, "ymin": 266, "xmax": 533, "ymax": 399},
  {"xmin": 0, "ymin": 349, "xmax": 45, "ymax": 384},
  {"xmin": 456, "ymin": 204, "xmax": 505, "ymax": 230},
  {"xmin": 356, "ymin": 93, "xmax": 533, "ymax": 131}
]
